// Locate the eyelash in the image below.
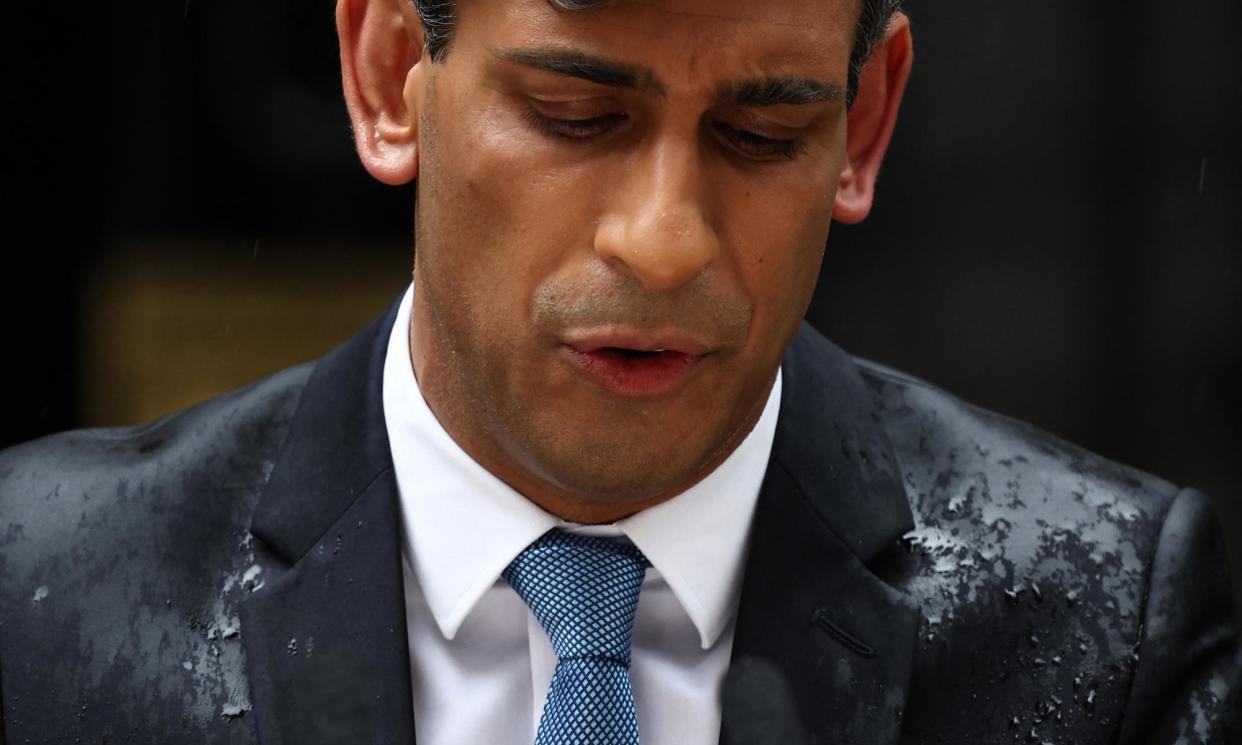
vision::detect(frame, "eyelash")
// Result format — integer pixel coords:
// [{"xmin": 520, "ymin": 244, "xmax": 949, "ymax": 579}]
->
[
  {"xmin": 521, "ymin": 109, "xmax": 807, "ymax": 162},
  {"xmin": 521, "ymin": 109, "xmax": 623, "ymax": 140},
  {"xmin": 717, "ymin": 124, "xmax": 808, "ymax": 161}
]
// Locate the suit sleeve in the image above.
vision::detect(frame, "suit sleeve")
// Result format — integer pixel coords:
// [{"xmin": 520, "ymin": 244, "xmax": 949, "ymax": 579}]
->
[{"xmin": 1117, "ymin": 487, "xmax": 1242, "ymax": 744}]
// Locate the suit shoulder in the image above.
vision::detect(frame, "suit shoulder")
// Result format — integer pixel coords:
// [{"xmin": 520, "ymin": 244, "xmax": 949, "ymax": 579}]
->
[
  {"xmin": 1, "ymin": 361, "xmax": 314, "ymax": 493},
  {"xmin": 0, "ymin": 361, "xmax": 313, "ymax": 581},
  {"xmin": 850, "ymin": 358, "xmax": 1219, "ymax": 737},
  {"xmin": 0, "ymin": 364, "xmax": 312, "ymax": 741},
  {"xmin": 855, "ymin": 356, "xmax": 1180, "ymax": 520},
  {"xmin": 854, "ymin": 355, "xmax": 1184, "ymax": 636}
]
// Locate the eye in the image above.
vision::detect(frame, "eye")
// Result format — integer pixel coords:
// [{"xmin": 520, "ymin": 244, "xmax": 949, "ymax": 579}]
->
[
  {"xmin": 522, "ymin": 109, "xmax": 627, "ymax": 141},
  {"xmin": 713, "ymin": 123, "xmax": 807, "ymax": 161}
]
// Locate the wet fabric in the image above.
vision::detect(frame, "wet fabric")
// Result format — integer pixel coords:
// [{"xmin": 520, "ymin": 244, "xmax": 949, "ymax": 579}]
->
[{"xmin": 1, "ymin": 294, "xmax": 1238, "ymax": 744}]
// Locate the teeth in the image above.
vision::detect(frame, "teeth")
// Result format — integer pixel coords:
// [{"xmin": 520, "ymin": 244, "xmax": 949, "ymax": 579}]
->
[{"xmin": 651, "ymin": 349, "xmax": 666, "ymax": 353}]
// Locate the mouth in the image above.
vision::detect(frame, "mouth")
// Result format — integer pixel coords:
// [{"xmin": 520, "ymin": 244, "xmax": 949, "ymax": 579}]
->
[{"xmin": 562, "ymin": 333, "xmax": 710, "ymax": 398}]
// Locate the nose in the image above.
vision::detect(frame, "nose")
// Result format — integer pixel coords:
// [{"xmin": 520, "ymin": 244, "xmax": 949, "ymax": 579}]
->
[{"xmin": 593, "ymin": 138, "xmax": 721, "ymax": 292}]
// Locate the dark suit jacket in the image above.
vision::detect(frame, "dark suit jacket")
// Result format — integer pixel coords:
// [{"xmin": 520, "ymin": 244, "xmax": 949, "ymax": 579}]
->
[{"xmin": 2, "ymin": 298, "xmax": 1239, "ymax": 744}]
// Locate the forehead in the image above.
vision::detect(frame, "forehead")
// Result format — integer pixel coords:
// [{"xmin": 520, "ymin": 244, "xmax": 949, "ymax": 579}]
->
[{"xmin": 453, "ymin": 0, "xmax": 858, "ymax": 87}]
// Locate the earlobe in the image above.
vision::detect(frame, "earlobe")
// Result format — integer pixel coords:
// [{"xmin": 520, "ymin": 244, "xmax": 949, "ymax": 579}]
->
[
  {"xmin": 833, "ymin": 13, "xmax": 913, "ymax": 225},
  {"xmin": 337, "ymin": 0, "xmax": 427, "ymax": 186}
]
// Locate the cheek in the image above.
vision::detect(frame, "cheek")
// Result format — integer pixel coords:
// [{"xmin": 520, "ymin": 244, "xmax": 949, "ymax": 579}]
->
[
  {"xmin": 720, "ymin": 178, "xmax": 834, "ymax": 351},
  {"xmin": 446, "ymin": 95, "xmax": 596, "ymax": 223},
  {"xmin": 420, "ymin": 102, "xmax": 602, "ymax": 352}
]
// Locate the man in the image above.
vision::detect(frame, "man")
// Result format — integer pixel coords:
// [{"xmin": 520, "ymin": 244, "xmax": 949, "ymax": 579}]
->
[{"xmin": 1, "ymin": 0, "xmax": 1238, "ymax": 743}]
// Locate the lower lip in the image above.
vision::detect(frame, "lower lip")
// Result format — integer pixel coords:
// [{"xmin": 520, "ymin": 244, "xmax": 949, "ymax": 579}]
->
[{"xmin": 565, "ymin": 347, "xmax": 704, "ymax": 398}]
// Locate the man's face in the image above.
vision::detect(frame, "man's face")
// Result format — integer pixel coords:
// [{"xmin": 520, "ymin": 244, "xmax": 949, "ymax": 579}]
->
[{"xmin": 409, "ymin": 0, "xmax": 857, "ymax": 517}]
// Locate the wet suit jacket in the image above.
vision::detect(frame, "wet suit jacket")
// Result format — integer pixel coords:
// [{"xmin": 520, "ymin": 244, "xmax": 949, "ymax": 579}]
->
[{"xmin": 2, "ymin": 295, "xmax": 1239, "ymax": 744}]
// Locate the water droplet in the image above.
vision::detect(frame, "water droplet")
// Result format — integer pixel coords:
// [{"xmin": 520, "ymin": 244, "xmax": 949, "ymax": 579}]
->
[
  {"xmin": 32, "ymin": 585, "xmax": 49, "ymax": 604},
  {"xmin": 241, "ymin": 564, "xmax": 263, "ymax": 592}
]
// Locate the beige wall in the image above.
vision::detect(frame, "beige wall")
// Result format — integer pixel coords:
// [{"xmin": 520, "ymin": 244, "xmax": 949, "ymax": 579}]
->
[{"xmin": 79, "ymin": 241, "xmax": 410, "ymax": 427}]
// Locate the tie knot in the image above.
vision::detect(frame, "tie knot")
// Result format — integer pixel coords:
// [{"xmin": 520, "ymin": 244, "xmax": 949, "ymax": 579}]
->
[{"xmin": 503, "ymin": 530, "xmax": 651, "ymax": 665}]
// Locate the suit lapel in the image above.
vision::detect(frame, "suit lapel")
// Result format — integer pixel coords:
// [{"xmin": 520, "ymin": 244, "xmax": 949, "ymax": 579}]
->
[
  {"xmin": 722, "ymin": 325, "xmax": 920, "ymax": 745},
  {"xmin": 240, "ymin": 296, "xmax": 417, "ymax": 745}
]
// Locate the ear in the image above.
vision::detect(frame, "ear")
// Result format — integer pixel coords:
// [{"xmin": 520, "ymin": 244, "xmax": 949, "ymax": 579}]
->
[
  {"xmin": 337, "ymin": 0, "xmax": 428, "ymax": 185},
  {"xmin": 833, "ymin": 12, "xmax": 913, "ymax": 224}
]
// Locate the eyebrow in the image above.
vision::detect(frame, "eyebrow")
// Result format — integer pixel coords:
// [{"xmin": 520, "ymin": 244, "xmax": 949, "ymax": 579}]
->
[
  {"xmin": 496, "ymin": 46, "xmax": 842, "ymax": 107},
  {"xmin": 497, "ymin": 48, "xmax": 666, "ymax": 96},
  {"xmin": 718, "ymin": 76, "xmax": 843, "ymax": 107}
]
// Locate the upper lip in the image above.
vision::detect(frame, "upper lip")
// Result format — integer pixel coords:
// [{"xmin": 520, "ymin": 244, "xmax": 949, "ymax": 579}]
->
[{"xmin": 562, "ymin": 328, "xmax": 713, "ymax": 357}]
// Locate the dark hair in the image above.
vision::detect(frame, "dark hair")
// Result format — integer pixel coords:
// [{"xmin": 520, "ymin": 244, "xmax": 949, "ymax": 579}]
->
[{"xmin": 408, "ymin": 0, "xmax": 903, "ymax": 106}]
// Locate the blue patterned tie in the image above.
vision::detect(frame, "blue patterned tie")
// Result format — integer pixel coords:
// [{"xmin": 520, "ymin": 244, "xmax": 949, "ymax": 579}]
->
[{"xmin": 503, "ymin": 529, "xmax": 651, "ymax": 745}]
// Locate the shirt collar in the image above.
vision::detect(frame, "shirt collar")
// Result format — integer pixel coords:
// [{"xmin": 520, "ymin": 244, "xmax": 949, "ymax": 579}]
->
[{"xmin": 383, "ymin": 285, "xmax": 781, "ymax": 650}]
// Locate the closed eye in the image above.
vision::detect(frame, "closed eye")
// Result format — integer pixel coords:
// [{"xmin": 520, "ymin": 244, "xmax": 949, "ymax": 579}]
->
[
  {"xmin": 521, "ymin": 108, "xmax": 807, "ymax": 162},
  {"xmin": 712, "ymin": 123, "xmax": 806, "ymax": 161},
  {"xmin": 522, "ymin": 109, "xmax": 627, "ymax": 140}
]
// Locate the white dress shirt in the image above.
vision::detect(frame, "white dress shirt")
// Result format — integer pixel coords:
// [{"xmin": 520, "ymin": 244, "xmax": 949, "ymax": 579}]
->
[{"xmin": 382, "ymin": 285, "xmax": 781, "ymax": 745}]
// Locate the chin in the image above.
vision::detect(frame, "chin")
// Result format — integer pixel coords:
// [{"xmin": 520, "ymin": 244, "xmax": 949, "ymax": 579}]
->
[
  {"xmin": 492, "ymin": 368, "xmax": 749, "ymax": 509},
  {"xmin": 527, "ymin": 431, "xmax": 719, "ymax": 506}
]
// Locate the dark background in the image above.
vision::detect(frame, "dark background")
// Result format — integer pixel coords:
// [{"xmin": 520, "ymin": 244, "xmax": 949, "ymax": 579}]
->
[{"xmin": 6, "ymin": 1, "xmax": 1240, "ymax": 598}]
